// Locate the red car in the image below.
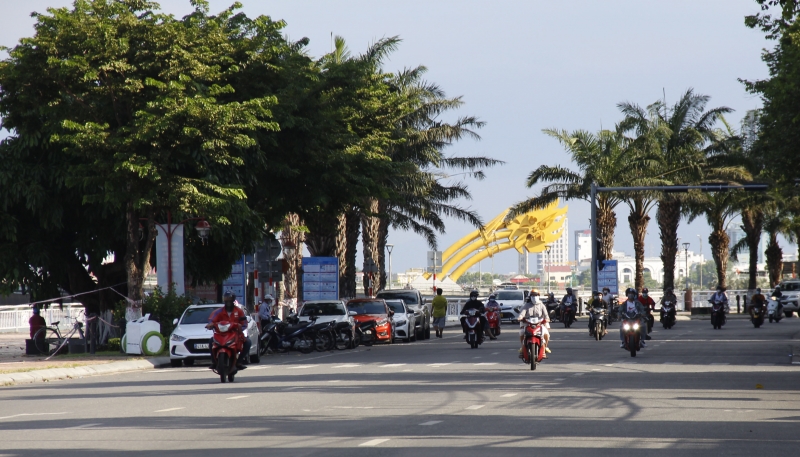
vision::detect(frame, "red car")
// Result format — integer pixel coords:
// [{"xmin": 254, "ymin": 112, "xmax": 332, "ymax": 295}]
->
[{"xmin": 346, "ymin": 299, "xmax": 394, "ymax": 344}]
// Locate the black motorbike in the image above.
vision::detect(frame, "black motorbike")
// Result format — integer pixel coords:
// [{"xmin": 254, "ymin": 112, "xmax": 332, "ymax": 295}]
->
[
  {"xmin": 660, "ymin": 301, "xmax": 676, "ymax": 329},
  {"xmin": 354, "ymin": 320, "xmax": 377, "ymax": 347},
  {"xmin": 751, "ymin": 303, "xmax": 765, "ymax": 328},
  {"xmin": 588, "ymin": 307, "xmax": 607, "ymax": 341},
  {"xmin": 561, "ymin": 304, "xmax": 576, "ymax": 328},
  {"xmin": 710, "ymin": 299, "xmax": 727, "ymax": 330},
  {"xmin": 259, "ymin": 313, "xmax": 317, "ymax": 354}
]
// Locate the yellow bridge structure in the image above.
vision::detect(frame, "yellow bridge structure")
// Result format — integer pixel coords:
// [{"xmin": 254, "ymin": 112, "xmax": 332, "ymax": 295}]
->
[{"xmin": 426, "ymin": 201, "xmax": 568, "ymax": 282}]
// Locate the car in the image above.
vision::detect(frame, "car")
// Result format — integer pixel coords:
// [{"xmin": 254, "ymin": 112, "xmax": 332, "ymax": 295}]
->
[
  {"xmin": 777, "ymin": 280, "xmax": 800, "ymax": 317},
  {"xmin": 298, "ymin": 300, "xmax": 353, "ymax": 326},
  {"xmin": 168, "ymin": 303, "xmax": 260, "ymax": 367},
  {"xmin": 385, "ymin": 299, "xmax": 417, "ymax": 342},
  {"xmin": 376, "ymin": 289, "xmax": 431, "ymax": 339},
  {"xmin": 494, "ymin": 289, "xmax": 526, "ymax": 322},
  {"xmin": 346, "ymin": 298, "xmax": 394, "ymax": 344}
]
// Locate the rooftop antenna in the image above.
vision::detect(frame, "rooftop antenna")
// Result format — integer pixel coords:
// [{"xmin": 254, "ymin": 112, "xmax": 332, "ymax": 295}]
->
[{"xmin": 330, "ymin": 32, "xmax": 333, "ymax": 53}]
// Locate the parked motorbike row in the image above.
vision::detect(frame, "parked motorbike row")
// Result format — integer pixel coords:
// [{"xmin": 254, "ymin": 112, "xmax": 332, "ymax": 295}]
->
[{"xmin": 257, "ymin": 313, "xmax": 379, "ymax": 356}]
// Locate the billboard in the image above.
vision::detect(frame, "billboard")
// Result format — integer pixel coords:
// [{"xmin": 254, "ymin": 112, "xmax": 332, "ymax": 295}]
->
[{"xmin": 303, "ymin": 257, "xmax": 339, "ymax": 301}]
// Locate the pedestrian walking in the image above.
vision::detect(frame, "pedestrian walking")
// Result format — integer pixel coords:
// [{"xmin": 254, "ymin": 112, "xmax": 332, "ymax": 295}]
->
[{"xmin": 432, "ymin": 288, "xmax": 448, "ymax": 338}]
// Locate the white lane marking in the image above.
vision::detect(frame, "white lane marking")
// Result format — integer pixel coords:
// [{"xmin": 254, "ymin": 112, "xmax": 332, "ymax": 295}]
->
[
  {"xmin": 475, "ymin": 362, "xmax": 497, "ymax": 366},
  {"xmin": 554, "ymin": 378, "xmax": 565, "ymax": 381},
  {"xmin": 428, "ymin": 363, "xmax": 451, "ymax": 367},
  {"xmin": 287, "ymin": 365, "xmax": 318, "ymax": 369},
  {"xmin": 284, "ymin": 386, "xmax": 303, "ymax": 391},
  {"xmin": 328, "ymin": 380, "xmax": 342, "ymax": 383},
  {"xmin": 65, "ymin": 423, "xmax": 102, "ymax": 429},
  {"xmin": 573, "ymin": 373, "xmax": 585, "ymax": 376},
  {"xmin": 420, "ymin": 420, "xmax": 442, "ymax": 426},
  {"xmin": 227, "ymin": 395, "xmax": 249, "ymax": 400},
  {"xmin": 154, "ymin": 407, "xmax": 185, "ymax": 412},
  {"xmin": 381, "ymin": 363, "xmax": 407, "ymax": 368},
  {"xmin": 334, "ymin": 364, "xmax": 361, "ymax": 368},
  {"xmin": 0, "ymin": 412, "xmax": 67, "ymax": 421},
  {"xmin": 332, "ymin": 406, "xmax": 374, "ymax": 409},
  {"xmin": 466, "ymin": 405, "xmax": 485, "ymax": 410},
  {"xmin": 402, "ymin": 369, "xmax": 413, "ymax": 372},
  {"xmin": 501, "ymin": 393, "xmax": 518, "ymax": 398},
  {"xmin": 246, "ymin": 366, "xmax": 270, "ymax": 370},
  {"xmin": 359, "ymin": 438, "xmax": 390, "ymax": 447},
  {"xmin": 591, "ymin": 369, "xmax": 601, "ymax": 371},
  {"xmin": 492, "ymin": 352, "xmax": 500, "ymax": 355}
]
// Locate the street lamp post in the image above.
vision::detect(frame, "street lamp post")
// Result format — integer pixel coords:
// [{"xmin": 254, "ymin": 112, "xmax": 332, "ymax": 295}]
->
[
  {"xmin": 386, "ymin": 244, "xmax": 394, "ymax": 290},
  {"xmin": 682, "ymin": 242, "xmax": 690, "ymax": 291},
  {"xmin": 696, "ymin": 234, "xmax": 703, "ymax": 290},
  {"xmin": 545, "ymin": 245, "xmax": 552, "ymax": 294}
]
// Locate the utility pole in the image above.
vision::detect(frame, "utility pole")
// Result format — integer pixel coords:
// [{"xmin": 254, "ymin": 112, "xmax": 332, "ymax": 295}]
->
[
  {"xmin": 545, "ymin": 245, "xmax": 552, "ymax": 294},
  {"xmin": 683, "ymin": 242, "xmax": 691, "ymax": 291},
  {"xmin": 386, "ymin": 244, "xmax": 394, "ymax": 290},
  {"xmin": 696, "ymin": 234, "xmax": 703, "ymax": 290}
]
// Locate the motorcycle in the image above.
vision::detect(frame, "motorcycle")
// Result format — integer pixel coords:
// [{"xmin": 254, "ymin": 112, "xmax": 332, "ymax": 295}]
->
[
  {"xmin": 545, "ymin": 300, "xmax": 560, "ymax": 322},
  {"xmin": 645, "ymin": 308, "xmax": 654, "ymax": 333},
  {"xmin": 621, "ymin": 311, "xmax": 643, "ymax": 357},
  {"xmin": 211, "ymin": 320, "xmax": 242, "ymax": 383},
  {"xmin": 608, "ymin": 301, "xmax": 620, "ymax": 324},
  {"xmin": 751, "ymin": 302, "xmax": 765, "ymax": 328},
  {"xmin": 520, "ymin": 316, "xmax": 546, "ymax": 370},
  {"xmin": 561, "ymin": 305, "xmax": 576, "ymax": 328},
  {"xmin": 485, "ymin": 302, "xmax": 501, "ymax": 337},
  {"xmin": 588, "ymin": 307, "xmax": 607, "ymax": 341},
  {"xmin": 261, "ymin": 313, "xmax": 316, "ymax": 354},
  {"xmin": 709, "ymin": 300, "xmax": 727, "ymax": 330},
  {"xmin": 355, "ymin": 320, "xmax": 377, "ymax": 347},
  {"xmin": 767, "ymin": 296, "xmax": 783, "ymax": 323},
  {"xmin": 463, "ymin": 308, "xmax": 484, "ymax": 349},
  {"xmin": 660, "ymin": 301, "xmax": 676, "ymax": 329}
]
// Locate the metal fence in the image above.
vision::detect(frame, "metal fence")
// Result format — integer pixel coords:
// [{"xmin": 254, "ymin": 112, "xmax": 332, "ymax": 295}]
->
[{"xmin": 0, "ymin": 304, "xmax": 85, "ymax": 333}]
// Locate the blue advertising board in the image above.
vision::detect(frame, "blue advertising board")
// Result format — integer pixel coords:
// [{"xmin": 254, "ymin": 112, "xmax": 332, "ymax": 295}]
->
[
  {"xmin": 302, "ymin": 257, "xmax": 339, "ymax": 301},
  {"xmin": 596, "ymin": 259, "xmax": 619, "ymax": 295},
  {"xmin": 222, "ymin": 256, "xmax": 247, "ymax": 301}
]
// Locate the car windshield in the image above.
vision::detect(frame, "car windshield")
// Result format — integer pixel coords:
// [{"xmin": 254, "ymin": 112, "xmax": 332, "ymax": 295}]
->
[
  {"xmin": 496, "ymin": 291, "xmax": 524, "ymax": 301},
  {"xmin": 300, "ymin": 302, "xmax": 345, "ymax": 316},
  {"xmin": 386, "ymin": 301, "xmax": 406, "ymax": 313},
  {"xmin": 376, "ymin": 291, "xmax": 419, "ymax": 305},
  {"xmin": 779, "ymin": 282, "xmax": 800, "ymax": 291},
  {"xmin": 180, "ymin": 306, "xmax": 221, "ymax": 325},
  {"xmin": 347, "ymin": 301, "xmax": 387, "ymax": 315}
]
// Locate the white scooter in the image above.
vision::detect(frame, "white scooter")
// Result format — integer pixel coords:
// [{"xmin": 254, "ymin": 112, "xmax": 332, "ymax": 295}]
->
[{"xmin": 767, "ymin": 296, "xmax": 783, "ymax": 323}]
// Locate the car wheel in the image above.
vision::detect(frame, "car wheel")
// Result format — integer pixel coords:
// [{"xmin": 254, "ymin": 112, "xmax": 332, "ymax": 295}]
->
[
  {"xmin": 410, "ymin": 327, "xmax": 417, "ymax": 342},
  {"xmin": 183, "ymin": 358, "xmax": 195, "ymax": 367},
  {"xmin": 425, "ymin": 322, "xmax": 431, "ymax": 340},
  {"xmin": 250, "ymin": 351, "xmax": 260, "ymax": 364},
  {"xmin": 785, "ymin": 311, "xmax": 794, "ymax": 318},
  {"xmin": 170, "ymin": 359, "xmax": 182, "ymax": 368}
]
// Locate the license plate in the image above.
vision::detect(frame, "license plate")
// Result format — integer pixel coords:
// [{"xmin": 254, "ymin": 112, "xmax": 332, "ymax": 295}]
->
[{"xmin": 194, "ymin": 343, "xmax": 209, "ymax": 350}]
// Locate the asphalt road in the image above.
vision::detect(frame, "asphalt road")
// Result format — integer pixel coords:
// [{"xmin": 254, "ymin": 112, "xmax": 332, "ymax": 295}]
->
[{"xmin": 2, "ymin": 317, "xmax": 799, "ymax": 456}]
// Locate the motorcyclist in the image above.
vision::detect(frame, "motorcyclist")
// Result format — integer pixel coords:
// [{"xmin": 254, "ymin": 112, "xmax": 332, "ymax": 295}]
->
[
  {"xmin": 602, "ymin": 287, "xmax": 614, "ymax": 306},
  {"xmin": 559, "ymin": 287, "xmax": 577, "ymax": 323},
  {"xmin": 257, "ymin": 294, "xmax": 275, "ymax": 332},
  {"xmin": 207, "ymin": 292, "xmax": 250, "ymax": 370},
  {"xmin": 660, "ymin": 286, "xmax": 678, "ymax": 321},
  {"xmin": 544, "ymin": 291, "xmax": 559, "ymax": 320},
  {"xmin": 772, "ymin": 286, "xmax": 783, "ymax": 302},
  {"xmin": 750, "ymin": 287, "xmax": 767, "ymax": 318},
  {"xmin": 619, "ymin": 287, "xmax": 649, "ymax": 348},
  {"xmin": 637, "ymin": 288, "xmax": 656, "ymax": 312},
  {"xmin": 709, "ymin": 285, "xmax": 729, "ymax": 312},
  {"xmin": 484, "ymin": 293, "xmax": 501, "ymax": 337},
  {"xmin": 460, "ymin": 290, "xmax": 494, "ymax": 341},
  {"xmin": 588, "ymin": 291, "xmax": 608, "ymax": 335},
  {"xmin": 518, "ymin": 290, "xmax": 550, "ymax": 357}
]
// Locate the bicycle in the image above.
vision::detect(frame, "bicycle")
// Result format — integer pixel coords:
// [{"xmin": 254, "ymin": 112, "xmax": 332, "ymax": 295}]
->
[{"xmin": 33, "ymin": 317, "xmax": 86, "ymax": 357}]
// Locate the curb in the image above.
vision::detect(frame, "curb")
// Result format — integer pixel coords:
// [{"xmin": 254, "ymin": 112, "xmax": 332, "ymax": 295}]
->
[{"xmin": 0, "ymin": 357, "xmax": 171, "ymax": 387}]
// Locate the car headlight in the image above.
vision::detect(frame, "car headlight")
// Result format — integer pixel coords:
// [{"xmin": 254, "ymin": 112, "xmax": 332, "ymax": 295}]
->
[
  {"xmin": 395, "ymin": 320, "xmax": 407, "ymax": 326},
  {"xmin": 513, "ymin": 306, "xmax": 521, "ymax": 313},
  {"xmin": 623, "ymin": 324, "xmax": 631, "ymax": 331},
  {"xmin": 170, "ymin": 334, "xmax": 186, "ymax": 342},
  {"xmin": 633, "ymin": 323, "xmax": 640, "ymax": 330},
  {"xmin": 376, "ymin": 319, "xmax": 388, "ymax": 326}
]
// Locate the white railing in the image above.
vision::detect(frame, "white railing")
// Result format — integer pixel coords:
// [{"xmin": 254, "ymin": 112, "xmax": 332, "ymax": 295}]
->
[{"xmin": 0, "ymin": 304, "xmax": 85, "ymax": 333}]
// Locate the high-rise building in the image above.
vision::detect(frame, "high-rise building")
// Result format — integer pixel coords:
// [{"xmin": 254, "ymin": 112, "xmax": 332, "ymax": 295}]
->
[
  {"xmin": 534, "ymin": 216, "xmax": 569, "ymax": 273},
  {"xmin": 574, "ymin": 229, "xmax": 591, "ymax": 262},
  {"xmin": 726, "ymin": 227, "xmax": 766, "ymax": 264},
  {"xmin": 518, "ymin": 249, "xmax": 529, "ymax": 275}
]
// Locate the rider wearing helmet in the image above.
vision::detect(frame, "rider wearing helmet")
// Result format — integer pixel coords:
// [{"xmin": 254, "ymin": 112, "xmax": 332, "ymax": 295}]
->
[
  {"xmin": 559, "ymin": 287, "xmax": 577, "ymax": 322},
  {"xmin": 710, "ymin": 285, "xmax": 730, "ymax": 312},
  {"xmin": 661, "ymin": 286, "xmax": 678, "ymax": 307},
  {"xmin": 460, "ymin": 290, "xmax": 494, "ymax": 341},
  {"xmin": 750, "ymin": 287, "xmax": 767, "ymax": 318},
  {"xmin": 637, "ymin": 288, "xmax": 656, "ymax": 312},
  {"xmin": 207, "ymin": 291, "xmax": 250, "ymax": 370},
  {"xmin": 518, "ymin": 289, "xmax": 550, "ymax": 357},
  {"xmin": 619, "ymin": 287, "xmax": 649, "ymax": 348},
  {"xmin": 588, "ymin": 290, "xmax": 608, "ymax": 335}
]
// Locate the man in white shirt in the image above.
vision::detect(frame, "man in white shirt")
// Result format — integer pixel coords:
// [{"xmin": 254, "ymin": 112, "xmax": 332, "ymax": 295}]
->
[{"xmin": 519, "ymin": 290, "xmax": 550, "ymax": 357}]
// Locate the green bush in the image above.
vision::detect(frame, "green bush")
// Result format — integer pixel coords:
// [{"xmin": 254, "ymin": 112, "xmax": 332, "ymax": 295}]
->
[
  {"xmin": 142, "ymin": 287, "xmax": 193, "ymax": 337},
  {"xmin": 108, "ymin": 338, "xmax": 121, "ymax": 352}
]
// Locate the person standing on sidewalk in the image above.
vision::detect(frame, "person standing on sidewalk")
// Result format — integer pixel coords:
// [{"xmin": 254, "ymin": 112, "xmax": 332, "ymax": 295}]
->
[{"xmin": 432, "ymin": 288, "xmax": 448, "ymax": 338}]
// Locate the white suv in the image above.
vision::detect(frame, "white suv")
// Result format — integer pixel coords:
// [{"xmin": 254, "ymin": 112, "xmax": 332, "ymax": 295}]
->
[
  {"xmin": 777, "ymin": 281, "xmax": 800, "ymax": 317},
  {"xmin": 494, "ymin": 290, "xmax": 526, "ymax": 322}
]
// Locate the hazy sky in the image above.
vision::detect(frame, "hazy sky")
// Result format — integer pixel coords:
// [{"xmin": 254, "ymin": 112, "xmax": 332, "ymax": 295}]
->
[{"xmin": 1, "ymin": 1, "xmax": 791, "ymax": 275}]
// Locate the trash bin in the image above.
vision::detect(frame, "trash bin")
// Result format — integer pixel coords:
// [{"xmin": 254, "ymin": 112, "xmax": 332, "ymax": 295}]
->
[{"xmin": 125, "ymin": 314, "xmax": 164, "ymax": 355}]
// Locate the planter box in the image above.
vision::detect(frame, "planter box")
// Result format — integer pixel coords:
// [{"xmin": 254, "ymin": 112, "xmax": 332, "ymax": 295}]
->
[
  {"xmin": 25, "ymin": 339, "xmax": 45, "ymax": 355},
  {"xmin": 67, "ymin": 338, "xmax": 86, "ymax": 354}
]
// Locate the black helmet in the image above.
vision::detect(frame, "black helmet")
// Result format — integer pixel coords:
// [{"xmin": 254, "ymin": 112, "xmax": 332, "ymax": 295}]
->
[
  {"xmin": 223, "ymin": 291, "xmax": 236, "ymax": 301},
  {"xmin": 488, "ymin": 293, "xmax": 497, "ymax": 300},
  {"xmin": 566, "ymin": 287, "xmax": 573, "ymax": 293},
  {"xmin": 470, "ymin": 290, "xmax": 479, "ymax": 299},
  {"xmin": 756, "ymin": 287, "xmax": 762, "ymax": 293}
]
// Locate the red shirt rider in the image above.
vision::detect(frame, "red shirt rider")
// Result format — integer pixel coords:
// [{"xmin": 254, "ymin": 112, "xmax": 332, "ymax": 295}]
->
[
  {"xmin": 207, "ymin": 306, "xmax": 247, "ymax": 350},
  {"xmin": 637, "ymin": 292, "xmax": 656, "ymax": 312}
]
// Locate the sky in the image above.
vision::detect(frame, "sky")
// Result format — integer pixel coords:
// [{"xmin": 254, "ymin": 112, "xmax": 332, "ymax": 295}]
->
[{"xmin": 1, "ymin": 0, "xmax": 794, "ymax": 276}]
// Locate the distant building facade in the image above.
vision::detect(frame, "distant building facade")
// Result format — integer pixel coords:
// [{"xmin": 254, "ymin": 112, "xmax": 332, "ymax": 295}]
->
[
  {"xmin": 574, "ymin": 229, "xmax": 591, "ymax": 262},
  {"xmin": 534, "ymin": 216, "xmax": 569, "ymax": 273}
]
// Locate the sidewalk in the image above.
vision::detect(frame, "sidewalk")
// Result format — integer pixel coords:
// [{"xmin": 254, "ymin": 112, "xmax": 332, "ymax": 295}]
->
[{"xmin": 0, "ymin": 333, "xmax": 170, "ymax": 387}]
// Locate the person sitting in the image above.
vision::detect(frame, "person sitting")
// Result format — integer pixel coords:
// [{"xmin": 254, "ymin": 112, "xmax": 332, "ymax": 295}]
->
[{"xmin": 29, "ymin": 307, "xmax": 46, "ymax": 339}]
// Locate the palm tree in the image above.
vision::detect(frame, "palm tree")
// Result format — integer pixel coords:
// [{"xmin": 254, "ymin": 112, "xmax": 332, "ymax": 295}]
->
[
  {"xmin": 763, "ymin": 208, "xmax": 791, "ymax": 287},
  {"xmin": 618, "ymin": 89, "xmax": 732, "ymax": 292},
  {"xmin": 510, "ymin": 128, "xmax": 630, "ymax": 263},
  {"xmin": 685, "ymin": 190, "xmax": 743, "ymax": 289}
]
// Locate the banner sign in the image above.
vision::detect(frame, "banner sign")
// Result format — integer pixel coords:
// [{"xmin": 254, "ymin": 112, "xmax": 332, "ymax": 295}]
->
[
  {"xmin": 597, "ymin": 259, "xmax": 619, "ymax": 295},
  {"xmin": 303, "ymin": 257, "xmax": 339, "ymax": 301}
]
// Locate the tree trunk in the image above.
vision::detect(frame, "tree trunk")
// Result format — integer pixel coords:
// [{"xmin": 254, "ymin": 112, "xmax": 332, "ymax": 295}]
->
[
  {"xmin": 597, "ymin": 197, "xmax": 616, "ymax": 261},
  {"xmin": 741, "ymin": 208, "xmax": 764, "ymax": 290},
  {"xmin": 281, "ymin": 213, "xmax": 304, "ymax": 299},
  {"xmin": 304, "ymin": 210, "xmax": 338, "ymax": 257},
  {"xmin": 628, "ymin": 201, "xmax": 650, "ymax": 292},
  {"xmin": 124, "ymin": 202, "xmax": 143, "ymax": 321},
  {"xmin": 708, "ymin": 229, "xmax": 730, "ymax": 289},
  {"xmin": 657, "ymin": 197, "xmax": 680, "ymax": 291},
  {"xmin": 377, "ymin": 200, "xmax": 389, "ymax": 291},
  {"xmin": 336, "ymin": 208, "xmax": 360, "ymax": 299},
  {"xmin": 765, "ymin": 233, "xmax": 783, "ymax": 287},
  {"xmin": 361, "ymin": 198, "xmax": 380, "ymax": 295}
]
